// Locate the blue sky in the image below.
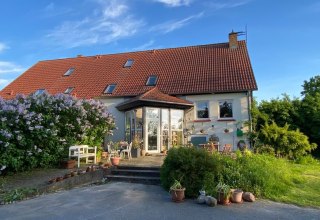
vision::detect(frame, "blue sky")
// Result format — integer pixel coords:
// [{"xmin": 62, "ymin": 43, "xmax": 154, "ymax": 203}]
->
[{"xmin": 0, "ymin": 0, "xmax": 319, "ymax": 102}]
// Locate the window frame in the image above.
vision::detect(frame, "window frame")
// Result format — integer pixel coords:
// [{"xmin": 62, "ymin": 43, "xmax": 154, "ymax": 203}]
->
[
  {"xmin": 63, "ymin": 67, "xmax": 75, "ymax": 76},
  {"xmin": 104, "ymin": 84, "xmax": 117, "ymax": 94},
  {"xmin": 34, "ymin": 89, "xmax": 46, "ymax": 96},
  {"xmin": 218, "ymin": 100, "xmax": 233, "ymax": 119},
  {"xmin": 195, "ymin": 101, "xmax": 210, "ymax": 119},
  {"xmin": 146, "ymin": 75, "xmax": 158, "ymax": 86},
  {"xmin": 64, "ymin": 87, "xmax": 74, "ymax": 94},
  {"xmin": 123, "ymin": 59, "xmax": 134, "ymax": 68}
]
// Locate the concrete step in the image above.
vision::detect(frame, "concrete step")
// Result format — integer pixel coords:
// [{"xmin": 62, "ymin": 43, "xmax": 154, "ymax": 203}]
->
[
  {"xmin": 116, "ymin": 166, "xmax": 160, "ymax": 171},
  {"xmin": 111, "ymin": 169, "xmax": 160, "ymax": 177},
  {"xmin": 106, "ymin": 175, "xmax": 161, "ymax": 185}
]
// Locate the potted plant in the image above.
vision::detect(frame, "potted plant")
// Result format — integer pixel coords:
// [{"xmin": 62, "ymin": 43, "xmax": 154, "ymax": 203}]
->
[
  {"xmin": 131, "ymin": 135, "xmax": 141, "ymax": 158},
  {"xmin": 231, "ymin": 189, "xmax": 243, "ymax": 203},
  {"xmin": 216, "ymin": 182, "xmax": 231, "ymax": 205},
  {"xmin": 170, "ymin": 179, "xmax": 186, "ymax": 203},
  {"xmin": 110, "ymin": 142, "xmax": 121, "ymax": 166},
  {"xmin": 60, "ymin": 159, "xmax": 76, "ymax": 169}
]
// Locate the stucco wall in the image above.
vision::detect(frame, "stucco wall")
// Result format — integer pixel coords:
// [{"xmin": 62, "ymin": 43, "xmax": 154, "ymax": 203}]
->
[
  {"xmin": 99, "ymin": 97, "xmax": 126, "ymax": 143},
  {"xmin": 181, "ymin": 92, "xmax": 250, "ymax": 151}
]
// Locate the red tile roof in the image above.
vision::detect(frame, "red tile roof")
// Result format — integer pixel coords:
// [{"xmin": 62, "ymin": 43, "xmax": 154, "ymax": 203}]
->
[
  {"xmin": 116, "ymin": 87, "xmax": 193, "ymax": 111},
  {"xmin": 0, "ymin": 41, "xmax": 257, "ymax": 99}
]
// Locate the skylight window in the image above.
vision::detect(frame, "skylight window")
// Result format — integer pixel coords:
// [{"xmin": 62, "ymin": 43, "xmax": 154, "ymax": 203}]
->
[
  {"xmin": 34, "ymin": 89, "xmax": 46, "ymax": 95},
  {"xmin": 104, "ymin": 84, "xmax": 116, "ymax": 94},
  {"xmin": 64, "ymin": 67, "xmax": 75, "ymax": 76},
  {"xmin": 124, "ymin": 59, "xmax": 134, "ymax": 68},
  {"xmin": 64, "ymin": 87, "xmax": 74, "ymax": 94},
  {"xmin": 146, "ymin": 75, "xmax": 158, "ymax": 86}
]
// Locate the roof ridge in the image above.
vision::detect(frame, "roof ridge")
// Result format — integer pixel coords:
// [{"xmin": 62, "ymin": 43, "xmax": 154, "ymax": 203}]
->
[{"xmin": 37, "ymin": 41, "xmax": 247, "ymax": 63}]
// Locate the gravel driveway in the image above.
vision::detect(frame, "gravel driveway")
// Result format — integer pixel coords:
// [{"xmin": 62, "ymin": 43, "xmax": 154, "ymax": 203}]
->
[{"xmin": 0, "ymin": 182, "xmax": 319, "ymax": 220}]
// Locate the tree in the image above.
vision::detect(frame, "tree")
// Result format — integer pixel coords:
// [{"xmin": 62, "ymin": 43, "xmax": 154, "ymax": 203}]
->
[
  {"xmin": 258, "ymin": 122, "xmax": 317, "ymax": 159},
  {"xmin": 301, "ymin": 75, "xmax": 320, "ymax": 97},
  {"xmin": 257, "ymin": 94, "xmax": 300, "ymax": 129}
]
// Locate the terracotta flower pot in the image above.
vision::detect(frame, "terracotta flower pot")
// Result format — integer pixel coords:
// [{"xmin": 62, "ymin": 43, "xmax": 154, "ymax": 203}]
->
[
  {"xmin": 217, "ymin": 192, "xmax": 230, "ymax": 205},
  {"xmin": 60, "ymin": 160, "xmax": 76, "ymax": 169},
  {"xmin": 231, "ymin": 190, "xmax": 243, "ymax": 203},
  {"xmin": 111, "ymin": 157, "xmax": 121, "ymax": 166},
  {"xmin": 170, "ymin": 188, "xmax": 186, "ymax": 203}
]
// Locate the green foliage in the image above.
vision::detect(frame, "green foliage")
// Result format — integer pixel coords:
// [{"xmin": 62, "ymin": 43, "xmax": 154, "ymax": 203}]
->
[
  {"xmin": 161, "ymin": 148, "xmax": 295, "ymax": 198},
  {"xmin": 258, "ymin": 122, "xmax": 317, "ymax": 159},
  {"xmin": 2, "ymin": 188, "xmax": 38, "ymax": 204},
  {"xmin": 160, "ymin": 147, "xmax": 220, "ymax": 197},
  {"xmin": 0, "ymin": 93, "xmax": 115, "ymax": 173},
  {"xmin": 301, "ymin": 75, "xmax": 320, "ymax": 97},
  {"xmin": 257, "ymin": 94, "xmax": 300, "ymax": 130}
]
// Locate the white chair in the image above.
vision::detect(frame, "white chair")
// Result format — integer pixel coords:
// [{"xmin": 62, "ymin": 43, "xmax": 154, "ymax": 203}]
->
[{"xmin": 120, "ymin": 142, "xmax": 132, "ymax": 160}]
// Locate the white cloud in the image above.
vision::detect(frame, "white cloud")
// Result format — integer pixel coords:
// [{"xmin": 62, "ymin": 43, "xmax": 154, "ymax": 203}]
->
[
  {"xmin": 101, "ymin": 0, "xmax": 128, "ymax": 18},
  {"xmin": 46, "ymin": 0, "xmax": 144, "ymax": 48},
  {"xmin": 205, "ymin": 0, "xmax": 251, "ymax": 10},
  {"xmin": 150, "ymin": 12, "xmax": 204, "ymax": 34},
  {"xmin": 132, "ymin": 40, "xmax": 155, "ymax": 51},
  {"xmin": 0, "ymin": 42, "xmax": 9, "ymax": 53},
  {"xmin": 0, "ymin": 79, "xmax": 10, "ymax": 86},
  {"xmin": 0, "ymin": 61, "xmax": 25, "ymax": 74},
  {"xmin": 154, "ymin": 0, "xmax": 193, "ymax": 7}
]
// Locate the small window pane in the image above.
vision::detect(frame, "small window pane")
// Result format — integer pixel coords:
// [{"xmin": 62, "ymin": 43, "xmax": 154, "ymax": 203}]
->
[
  {"xmin": 124, "ymin": 59, "xmax": 134, "ymax": 68},
  {"xmin": 35, "ymin": 89, "xmax": 45, "ymax": 95},
  {"xmin": 64, "ymin": 87, "xmax": 74, "ymax": 94},
  {"xmin": 104, "ymin": 84, "xmax": 116, "ymax": 94},
  {"xmin": 64, "ymin": 67, "xmax": 75, "ymax": 76},
  {"xmin": 146, "ymin": 75, "xmax": 157, "ymax": 86},
  {"xmin": 196, "ymin": 102, "xmax": 209, "ymax": 118},
  {"xmin": 219, "ymin": 100, "xmax": 233, "ymax": 118}
]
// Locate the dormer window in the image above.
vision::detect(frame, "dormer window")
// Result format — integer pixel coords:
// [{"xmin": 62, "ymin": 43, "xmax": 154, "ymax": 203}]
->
[
  {"xmin": 64, "ymin": 67, "xmax": 75, "ymax": 76},
  {"xmin": 34, "ymin": 89, "xmax": 46, "ymax": 95},
  {"xmin": 124, "ymin": 59, "xmax": 134, "ymax": 68},
  {"xmin": 146, "ymin": 75, "xmax": 158, "ymax": 86},
  {"xmin": 64, "ymin": 87, "xmax": 74, "ymax": 94},
  {"xmin": 104, "ymin": 84, "xmax": 116, "ymax": 94}
]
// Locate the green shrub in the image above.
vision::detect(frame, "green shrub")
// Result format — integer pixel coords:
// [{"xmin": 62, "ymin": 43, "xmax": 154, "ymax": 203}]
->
[
  {"xmin": 161, "ymin": 148, "xmax": 293, "ymax": 198},
  {"xmin": 259, "ymin": 122, "xmax": 317, "ymax": 159},
  {"xmin": 0, "ymin": 93, "xmax": 115, "ymax": 173},
  {"xmin": 160, "ymin": 147, "xmax": 220, "ymax": 197}
]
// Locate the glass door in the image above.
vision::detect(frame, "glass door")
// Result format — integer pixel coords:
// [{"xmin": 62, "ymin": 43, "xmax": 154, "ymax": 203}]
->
[
  {"xmin": 171, "ymin": 110, "xmax": 184, "ymax": 147},
  {"xmin": 161, "ymin": 109, "xmax": 169, "ymax": 152},
  {"xmin": 146, "ymin": 108, "xmax": 160, "ymax": 152}
]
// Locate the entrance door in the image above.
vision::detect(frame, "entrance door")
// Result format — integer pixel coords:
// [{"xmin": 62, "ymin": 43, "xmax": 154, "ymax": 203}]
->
[{"xmin": 146, "ymin": 108, "xmax": 160, "ymax": 153}]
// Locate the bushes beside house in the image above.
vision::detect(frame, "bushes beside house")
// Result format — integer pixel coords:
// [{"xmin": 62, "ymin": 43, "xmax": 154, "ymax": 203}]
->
[
  {"xmin": 0, "ymin": 93, "xmax": 115, "ymax": 173},
  {"xmin": 161, "ymin": 148, "xmax": 298, "ymax": 199}
]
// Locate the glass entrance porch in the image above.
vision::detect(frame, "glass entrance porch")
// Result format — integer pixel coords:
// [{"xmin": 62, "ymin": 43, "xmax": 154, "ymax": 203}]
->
[{"xmin": 125, "ymin": 107, "xmax": 184, "ymax": 153}]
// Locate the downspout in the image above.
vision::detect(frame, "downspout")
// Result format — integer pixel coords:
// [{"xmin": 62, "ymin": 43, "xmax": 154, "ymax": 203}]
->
[{"xmin": 247, "ymin": 90, "xmax": 253, "ymax": 148}]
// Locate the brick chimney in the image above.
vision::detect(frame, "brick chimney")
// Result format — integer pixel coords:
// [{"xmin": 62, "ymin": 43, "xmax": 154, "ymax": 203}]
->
[{"xmin": 229, "ymin": 31, "xmax": 238, "ymax": 49}]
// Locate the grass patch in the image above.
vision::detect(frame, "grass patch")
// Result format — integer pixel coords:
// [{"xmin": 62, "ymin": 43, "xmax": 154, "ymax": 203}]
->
[{"xmin": 273, "ymin": 163, "xmax": 320, "ymax": 207}]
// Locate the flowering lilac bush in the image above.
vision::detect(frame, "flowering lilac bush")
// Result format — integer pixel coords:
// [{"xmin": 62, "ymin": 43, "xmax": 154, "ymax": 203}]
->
[{"xmin": 0, "ymin": 93, "xmax": 115, "ymax": 173}]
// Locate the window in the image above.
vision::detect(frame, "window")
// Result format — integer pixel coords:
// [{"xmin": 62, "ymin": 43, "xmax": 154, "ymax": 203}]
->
[
  {"xmin": 63, "ymin": 67, "xmax": 75, "ymax": 76},
  {"xmin": 146, "ymin": 75, "xmax": 157, "ymax": 86},
  {"xmin": 104, "ymin": 84, "xmax": 116, "ymax": 94},
  {"xmin": 64, "ymin": 87, "xmax": 74, "ymax": 94},
  {"xmin": 219, "ymin": 100, "xmax": 233, "ymax": 118},
  {"xmin": 124, "ymin": 59, "xmax": 134, "ymax": 68},
  {"xmin": 34, "ymin": 89, "xmax": 46, "ymax": 95},
  {"xmin": 196, "ymin": 101, "xmax": 209, "ymax": 119}
]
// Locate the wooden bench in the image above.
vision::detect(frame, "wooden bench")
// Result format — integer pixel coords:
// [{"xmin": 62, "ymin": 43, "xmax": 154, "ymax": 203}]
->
[{"xmin": 69, "ymin": 145, "xmax": 97, "ymax": 168}]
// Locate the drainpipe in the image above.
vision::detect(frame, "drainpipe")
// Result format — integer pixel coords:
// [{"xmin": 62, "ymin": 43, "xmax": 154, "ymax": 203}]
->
[{"xmin": 247, "ymin": 90, "xmax": 253, "ymax": 148}]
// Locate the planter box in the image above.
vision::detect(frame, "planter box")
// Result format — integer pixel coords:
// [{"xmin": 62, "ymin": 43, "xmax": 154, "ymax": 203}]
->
[{"xmin": 131, "ymin": 148, "xmax": 141, "ymax": 158}]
